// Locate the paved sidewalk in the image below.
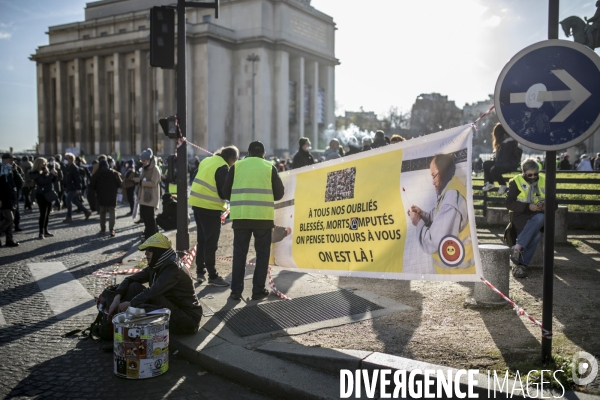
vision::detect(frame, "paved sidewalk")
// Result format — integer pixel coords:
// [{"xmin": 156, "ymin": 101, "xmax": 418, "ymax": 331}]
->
[{"xmin": 108, "ymin": 223, "xmax": 600, "ymax": 399}]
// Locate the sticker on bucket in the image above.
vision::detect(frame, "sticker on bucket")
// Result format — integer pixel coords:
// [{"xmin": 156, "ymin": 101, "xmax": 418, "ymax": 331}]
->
[{"xmin": 112, "ymin": 309, "xmax": 170, "ymax": 379}]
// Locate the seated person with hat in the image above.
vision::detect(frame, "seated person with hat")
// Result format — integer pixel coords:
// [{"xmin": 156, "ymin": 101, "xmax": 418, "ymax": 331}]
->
[{"xmin": 108, "ymin": 233, "xmax": 202, "ymax": 334}]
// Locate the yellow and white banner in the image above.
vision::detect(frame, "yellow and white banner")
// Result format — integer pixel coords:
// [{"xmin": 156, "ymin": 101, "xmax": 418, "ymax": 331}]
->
[{"xmin": 271, "ymin": 125, "xmax": 483, "ymax": 282}]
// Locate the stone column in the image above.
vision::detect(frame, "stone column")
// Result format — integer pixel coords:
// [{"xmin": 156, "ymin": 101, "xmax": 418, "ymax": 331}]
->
[
  {"xmin": 37, "ymin": 63, "xmax": 51, "ymax": 155},
  {"xmin": 55, "ymin": 60, "xmax": 68, "ymax": 154},
  {"xmin": 135, "ymin": 50, "xmax": 149, "ymax": 153},
  {"xmin": 274, "ymin": 50, "xmax": 290, "ymax": 153},
  {"xmin": 468, "ymin": 244, "xmax": 510, "ymax": 307},
  {"xmin": 113, "ymin": 53, "xmax": 126, "ymax": 156},
  {"xmin": 325, "ymin": 64, "xmax": 335, "ymax": 130},
  {"xmin": 93, "ymin": 55, "xmax": 105, "ymax": 155},
  {"xmin": 309, "ymin": 61, "xmax": 319, "ymax": 148},
  {"xmin": 73, "ymin": 59, "xmax": 85, "ymax": 151},
  {"xmin": 297, "ymin": 56, "xmax": 305, "ymax": 143}
]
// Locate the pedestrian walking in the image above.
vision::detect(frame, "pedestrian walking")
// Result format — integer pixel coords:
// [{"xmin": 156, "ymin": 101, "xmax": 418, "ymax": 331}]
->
[
  {"xmin": 89, "ymin": 159, "xmax": 123, "ymax": 237},
  {"xmin": 222, "ymin": 141, "xmax": 284, "ymax": 301},
  {"xmin": 62, "ymin": 153, "xmax": 91, "ymax": 223},
  {"xmin": 558, "ymin": 153, "xmax": 571, "ymax": 171},
  {"xmin": 482, "ymin": 123, "xmax": 522, "ymax": 195},
  {"xmin": 0, "ymin": 153, "xmax": 23, "ymax": 247},
  {"xmin": 577, "ymin": 154, "xmax": 593, "ymax": 171},
  {"xmin": 292, "ymin": 137, "xmax": 315, "ymax": 169},
  {"xmin": 189, "ymin": 145, "xmax": 239, "ymax": 286},
  {"xmin": 134, "ymin": 148, "xmax": 161, "ymax": 242},
  {"xmin": 31, "ymin": 157, "xmax": 57, "ymax": 239}
]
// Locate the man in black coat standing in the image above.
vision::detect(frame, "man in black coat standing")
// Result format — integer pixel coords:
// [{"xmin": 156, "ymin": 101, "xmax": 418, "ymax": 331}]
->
[
  {"xmin": 63, "ymin": 152, "xmax": 91, "ymax": 223},
  {"xmin": 292, "ymin": 137, "xmax": 315, "ymax": 169},
  {"xmin": 89, "ymin": 159, "xmax": 123, "ymax": 236},
  {"xmin": 0, "ymin": 154, "xmax": 23, "ymax": 247}
]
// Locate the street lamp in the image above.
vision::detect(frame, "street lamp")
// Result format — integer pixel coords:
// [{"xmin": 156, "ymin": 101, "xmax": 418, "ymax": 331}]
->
[{"xmin": 246, "ymin": 53, "xmax": 260, "ymax": 142}]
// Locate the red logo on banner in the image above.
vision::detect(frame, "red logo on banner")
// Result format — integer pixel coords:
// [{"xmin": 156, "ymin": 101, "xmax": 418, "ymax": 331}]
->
[{"xmin": 438, "ymin": 235, "xmax": 465, "ymax": 267}]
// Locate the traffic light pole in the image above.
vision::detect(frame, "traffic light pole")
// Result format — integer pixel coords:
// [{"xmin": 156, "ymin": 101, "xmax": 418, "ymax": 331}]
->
[
  {"xmin": 174, "ymin": 0, "xmax": 219, "ymax": 254},
  {"xmin": 176, "ymin": 0, "xmax": 188, "ymax": 253}
]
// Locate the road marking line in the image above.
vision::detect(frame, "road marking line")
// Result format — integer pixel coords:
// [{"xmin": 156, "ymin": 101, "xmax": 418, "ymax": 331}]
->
[
  {"xmin": 0, "ymin": 308, "xmax": 6, "ymax": 326},
  {"xmin": 28, "ymin": 262, "xmax": 97, "ymax": 319}
]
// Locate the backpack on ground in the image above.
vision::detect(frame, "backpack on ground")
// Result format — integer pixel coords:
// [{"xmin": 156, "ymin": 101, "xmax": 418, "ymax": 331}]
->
[{"xmin": 83, "ymin": 284, "xmax": 119, "ymax": 341}]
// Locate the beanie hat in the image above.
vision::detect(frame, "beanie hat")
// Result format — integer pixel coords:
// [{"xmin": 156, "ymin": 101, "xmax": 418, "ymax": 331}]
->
[{"xmin": 140, "ymin": 148, "xmax": 153, "ymax": 160}]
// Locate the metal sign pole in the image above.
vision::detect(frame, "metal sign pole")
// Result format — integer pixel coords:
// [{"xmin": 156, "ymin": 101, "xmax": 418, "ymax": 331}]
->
[
  {"xmin": 176, "ymin": 0, "xmax": 189, "ymax": 252},
  {"xmin": 541, "ymin": 0, "xmax": 560, "ymax": 363}
]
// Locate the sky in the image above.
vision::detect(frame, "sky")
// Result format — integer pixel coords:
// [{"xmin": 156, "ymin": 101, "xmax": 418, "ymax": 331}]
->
[{"xmin": 0, "ymin": 0, "xmax": 599, "ymax": 152}]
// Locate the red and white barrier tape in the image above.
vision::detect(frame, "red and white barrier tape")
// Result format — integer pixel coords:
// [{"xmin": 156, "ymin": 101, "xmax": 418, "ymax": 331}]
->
[
  {"xmin": 480, "ymin": 276, "xmax": 552, "ymax": 339},
  {"xmin": 93, "ymin": 268, "xmax": 142, "ymax": 278},
  {"xmin": 179, "ymin": 244, "xmax": 197, "ymax": 271},
  {"xmin": 471, "ymin": 105, "xmax": 495, "ymax": 131},
  {"xmin": 176, "ymin": 136, "xmax": 214, "ymax": 156},
  {"xmin": 221, "ymin": 209, "xmax": 230, "ymax": 224}
]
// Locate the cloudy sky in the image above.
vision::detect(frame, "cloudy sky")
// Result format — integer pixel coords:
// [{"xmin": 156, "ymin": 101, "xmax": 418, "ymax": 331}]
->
[{"xmin": 0, "ymin": 0, "xmax": 599, "ymax": 152}]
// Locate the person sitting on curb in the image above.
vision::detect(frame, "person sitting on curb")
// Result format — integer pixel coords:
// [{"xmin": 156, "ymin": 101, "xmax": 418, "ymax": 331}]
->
[
  {"xmin": 505, "ymin": 158, "xmax": 555, "ymax": 278},
  {"xmin": 108, "ymin": 233, "xmax": 203, "ymax": 334}
]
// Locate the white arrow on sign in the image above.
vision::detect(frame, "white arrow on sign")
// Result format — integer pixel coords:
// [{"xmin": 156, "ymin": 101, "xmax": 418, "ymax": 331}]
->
[{"xmin": 509, "ymin": 69, "xmax": 591, "ymax": 123}]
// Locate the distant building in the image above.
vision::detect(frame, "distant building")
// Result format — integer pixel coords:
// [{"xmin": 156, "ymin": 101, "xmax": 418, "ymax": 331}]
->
[
  {"xmin": 409, "ymin": 93, "xmax": 461, "ymax": 137},
  {"xmin": 31, "ymin": 0, "xmax": 338, "ymax": 158}
]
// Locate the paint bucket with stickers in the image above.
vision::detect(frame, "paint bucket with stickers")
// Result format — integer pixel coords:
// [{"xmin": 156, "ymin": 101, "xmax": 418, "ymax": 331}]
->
[{"xmin": 112, "ymin": 309, "xmax": 171, "ymax": 379}]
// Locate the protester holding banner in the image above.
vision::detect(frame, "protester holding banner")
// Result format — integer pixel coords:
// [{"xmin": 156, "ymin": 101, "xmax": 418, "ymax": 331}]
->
[
  {"xmin": 505, "ymin": 158, "xmax": 550, "ymax": 278},
  {"xmin": 189, "ymin": 145, "xmax": 239, "ymax": 287},
  {"xmin": 292, "ymin": 137, "xmax": 315, "ymax": 169},
  {"xmin": 482, "ymin": 123, "xmax": 521, "ymax": 195},
  {"xmin": 408, "ymin": 154, "xmax": 474, "ymax": 273},
  {"xmin": 222, "ymin": 141, "xmax": 285, "ymax": 300}
]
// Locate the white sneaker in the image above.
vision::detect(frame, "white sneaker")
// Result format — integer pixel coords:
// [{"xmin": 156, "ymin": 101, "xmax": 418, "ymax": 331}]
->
[
  {"xmin": 482, "ymin": 182, "xmax": 495, "ymax": 192},
  {"xmin": 497, "ymin": 185, "xmax": 507, "ymax": 195}
]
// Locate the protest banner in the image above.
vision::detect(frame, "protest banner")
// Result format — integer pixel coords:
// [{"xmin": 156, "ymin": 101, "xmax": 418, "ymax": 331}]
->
[{"xmin": 271, "ymin": 125, "xmax": 483, "ymax": 282}]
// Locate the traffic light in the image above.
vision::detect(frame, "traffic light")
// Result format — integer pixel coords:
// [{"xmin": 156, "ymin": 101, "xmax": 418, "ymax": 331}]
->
[
  {"xmin": 159, "ymin": 115, "xmax": 179, "ymax": 139},
  {"xmin": 150, "ymin": 6, "xmax": 175, "ymax": 68}
]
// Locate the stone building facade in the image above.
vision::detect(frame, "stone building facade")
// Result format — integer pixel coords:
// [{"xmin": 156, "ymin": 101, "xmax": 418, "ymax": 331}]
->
[{"xmin": 31, "ymin": 0, "xmax": 338, "ymax": 158}]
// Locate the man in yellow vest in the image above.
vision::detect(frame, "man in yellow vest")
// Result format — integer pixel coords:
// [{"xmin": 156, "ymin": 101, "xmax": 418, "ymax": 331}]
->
[
  {"xmin": 222, "ymin": 141, "xmax": 285, "ymax": 301},
  {"xmin": 189, "ymin": 146, "xmax": 239, "ymax": 286},
  {"xmin": 408, "ymin": 154, "xmax": 474, "ymax": 274},
  {"xmin": 505, "ymin": 158, "xmax": 547, "ymax": 278}
]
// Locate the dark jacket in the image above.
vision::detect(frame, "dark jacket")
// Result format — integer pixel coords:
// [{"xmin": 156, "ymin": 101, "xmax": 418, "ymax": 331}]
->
[
  {"xmin": 64, "ymin": 163, "xmax": 83, "ymax": 192},
  {"xmin": 89, "ymin": 161, "xmax": 123, "ymax": 207},
  {"xmin": 371, "ymin": 137, "xmax": 388, "ymax": 149},
  {"xmin": 222, "ymin": 157, "xmax": 285, "ymax": 230},
  {"xmin": 0, "ymin": 166, "xmax": 23, "ymax": 210},
  {"xmin": 32, "ymin": 171, "xmax": 56, "ymax": 196},
  {"xmin": 292, "ymin": 148, "xmax": 315, "ymax": 169},
  {"xmin": 558, "ymin": 159, "xmax": 571, "ymax": 171},
  {"xmin": 494, "ymin": 138, "xmax": 520, "ymax": 170},
  {"xmin": 156, "ymin": 197, "xmax": 178, "ymax": 231},
  {"xmin": 115, "ymin": 249, "xmax": 202, "ymax": 333}
]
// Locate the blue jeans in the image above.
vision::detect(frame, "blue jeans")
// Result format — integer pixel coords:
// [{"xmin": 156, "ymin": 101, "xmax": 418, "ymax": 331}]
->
[
  {"xmin": 66, "ymin": 190, "xmax": 88, "ymax": 218},
  {"xmin": 230, "ymin": 228, "xmax": 272, "ymax": 295},
  {"xmin": 516, "ymin": 213, "xmax": 544, "ymax": 266}
]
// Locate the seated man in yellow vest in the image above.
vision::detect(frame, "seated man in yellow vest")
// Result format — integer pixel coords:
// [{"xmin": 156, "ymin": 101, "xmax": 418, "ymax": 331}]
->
[
  {"xmin": 505, "ymin": 158, "xmax": 547, "ymax": 278},
  {"xmin": 408, "ymin": 153, "xmax": 474, "ymax": 274},
  {"xmin": 222, "ymin": 141, "xmax": 285, "ymax": 301},
  {"xmin": 189, "ymin": 146, "xmax": 239, "ymax": 286}
]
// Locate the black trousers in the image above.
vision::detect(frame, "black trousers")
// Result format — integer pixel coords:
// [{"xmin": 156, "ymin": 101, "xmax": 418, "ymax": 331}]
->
[
  {"xmin": 193, "ymin": 208, "xmax": 222, "ymax": 279},
  {"xmin": 121, "ymin": 282, "xmax": 202, "ymax": 334},
  {"xmin": 483, "ymin": 160, "xmax": 512, "ymax": 186},
  {"xmin": 126, "ymin": 186, "xmax": 135, "ymax": 213},
  {"xmin": 139, "ymin": 205, "xmax": 157, "ymax": 239},
  {"xmin": 36, "ymin": 194, "xmax": 52, "ymax": 235},
  {"xmin": 22, "ymin": 187, "xmax": 33, "ymax": 209}
]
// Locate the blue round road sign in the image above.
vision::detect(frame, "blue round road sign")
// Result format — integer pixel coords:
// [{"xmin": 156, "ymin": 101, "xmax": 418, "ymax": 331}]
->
[{"xmin": 495, "ymin": 40, "xmax": 600, "ymax": 151}]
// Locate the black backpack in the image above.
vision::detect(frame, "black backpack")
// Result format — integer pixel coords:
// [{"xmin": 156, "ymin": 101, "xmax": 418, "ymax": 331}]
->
[{"xmin": 83, "ymin": 285, "xmax": 119, "ymax": 341}]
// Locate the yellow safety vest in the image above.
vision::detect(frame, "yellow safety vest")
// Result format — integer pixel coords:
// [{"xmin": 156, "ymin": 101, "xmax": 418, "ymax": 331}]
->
[
  {"xmin": 230, "ymin": 157, "xmax": 274, "ymax": 220},
  {"xmin": 511, "ymin": 174, "xmax": 546, "ymax": 205},
  {"xmin": 431, "ymin": 176, "xmax": 475, "ymax": 274},
  {"xmin": 189, "ymin": 156, "xmax": 228, "ymax": 211}
]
